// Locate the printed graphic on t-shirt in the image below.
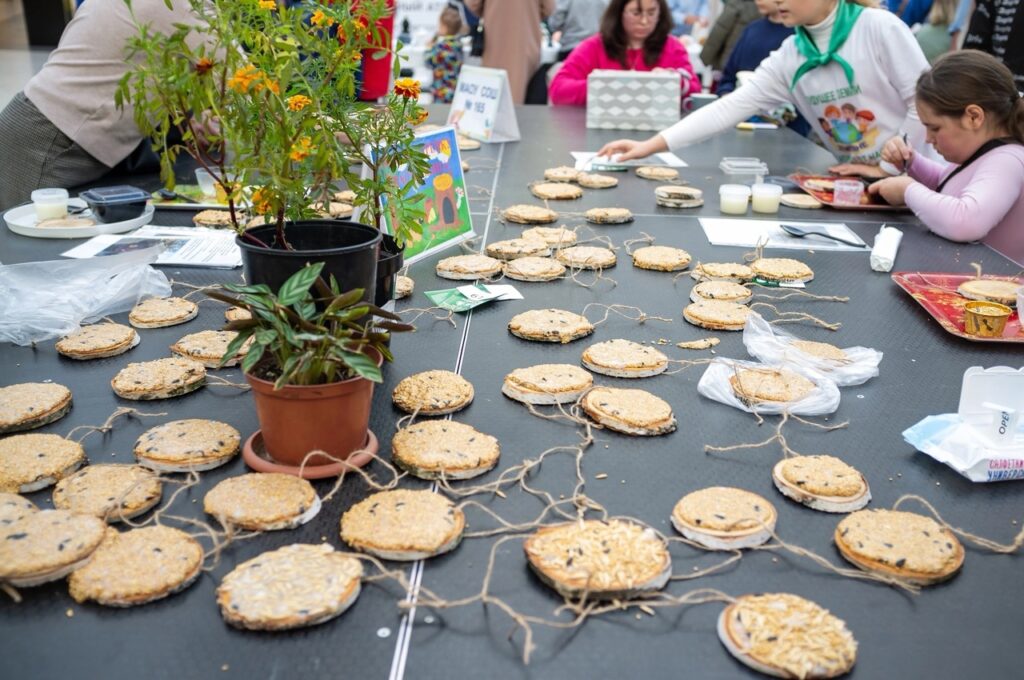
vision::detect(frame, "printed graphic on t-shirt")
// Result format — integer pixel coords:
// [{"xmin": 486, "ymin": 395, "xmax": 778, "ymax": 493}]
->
[{"xmin": 806, "ymin": 84, "xmax": 883, "ymax": 163}]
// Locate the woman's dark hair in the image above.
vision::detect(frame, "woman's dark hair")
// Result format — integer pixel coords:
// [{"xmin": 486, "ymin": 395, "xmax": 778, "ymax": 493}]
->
[
  {"xmin": 600, "ymin": 0, "xmax": 673, "ymax": 69},
  {"xmin": 917, "ymin": 50, "xmax": 1024, "ymax": 144}
]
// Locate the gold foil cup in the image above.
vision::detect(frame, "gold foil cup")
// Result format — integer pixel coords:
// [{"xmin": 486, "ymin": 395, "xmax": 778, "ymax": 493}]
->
[{"xmin": 963, "ymin": 300, "xmax": 1011, "ymax": 337}]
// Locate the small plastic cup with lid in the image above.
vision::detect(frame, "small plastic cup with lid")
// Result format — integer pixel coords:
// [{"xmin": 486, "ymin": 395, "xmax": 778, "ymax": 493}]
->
[
  {"xmin": 751, "ymin": 183, "xmax": 783, "ymax": 214},
  {"xmin": 719, "ymin": 184, "xmax": 751, "ymax": 215},
  {"xmin": 31, "ymin": 188, "xmax": 69, "ymax": 221},
  {"xmin": 832, "ymin": 179, "xmax": 864, "ymax": 206}
]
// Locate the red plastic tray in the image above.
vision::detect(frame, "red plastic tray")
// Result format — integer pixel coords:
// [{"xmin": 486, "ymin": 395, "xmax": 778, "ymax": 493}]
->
[
  {"xmin": 788, "ymin": 173, "xmax": 905, "ymax": 211},
  {"xmin": 891, "ymin": 271, "xmax": 1023, "ymax": 343}
]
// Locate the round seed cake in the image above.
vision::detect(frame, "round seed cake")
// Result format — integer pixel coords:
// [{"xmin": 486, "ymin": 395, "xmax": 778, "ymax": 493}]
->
[
  {"xmin": 391, "ymin": 420, "xmax": 501, "ymax": 480},
  {"xmin": 508, "ymin": 309, "xmax": 594, "ymax": 343},
  {"xmin": 55, "ymin": 323, "xmax": 139, "ymax": 360},
  {"xmin": 581, "ymin": 339, "xmax": 668, "ymax": 378},
  {"xmin": 671, "ymin": 486, "xmax": 776, "ymax": 550},
  {"xmin": 340, "ymin": 489, "xmax": 465, "ymax": 560},
  {"xmin": 134, "ymin": 419, "xmax": 241, "ymax": 472},
  {"xmin": 632, "ymin": 245, "xmax": 692, "ymax": 272},
  {"xmin": 683, "ymin": 299, "xmax": 753, "ymax": 331},
  {"xmin": 503, "ymin": 256, "xmax": 566, "ymax": 282},
  {"xmin": 0, "ymin": 433, "xmax": 85, "ymax": 493},
  {"xmin": 0, "ymin": 509, "xmax": 106, "ymax": 587},
  {"xmin": 204, "ymin": 473, "xmax": 319, "ymax": 531},
  {"xmin": 392, "ymin": 370, "xmax": 475, "ymax": 415},
  {"xmin": 581, "ymin": 386, "xmax": 676, "ymax": 435},
  {"xmin": 128, "ymin": 297, "xmax": 199, "ymax": 329},
  {"xmin": 52, "ymin": 464, "xmax": 162, "ymax": 522},
  {"xmin": 0, "ymin": 382, "xmax": 72, "ymax": 434},
  {"xmin": 502, "ymin": 364, "xmax": 594, "ymax": 404},
  {"xmin": 111, "ymin": 358, "xmax": 206, "ymax": 400},
  {"xmin": 773, "ymin": 455, "xmax": 871, "ymax": 513}
]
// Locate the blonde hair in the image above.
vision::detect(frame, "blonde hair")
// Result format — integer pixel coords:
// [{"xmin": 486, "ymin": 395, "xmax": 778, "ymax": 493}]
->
[{"xmin": 928, "ymin": 0, "xmax": 957, "ymax": 25}]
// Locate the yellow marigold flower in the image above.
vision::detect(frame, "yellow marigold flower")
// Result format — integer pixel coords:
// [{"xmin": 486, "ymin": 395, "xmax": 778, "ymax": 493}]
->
[
  {"xmin": 258, "ymin": 0, "xmax": 277, "ymax": 9},
  {"xmin": 311, "ymin": 10, "xmax": 335, "ymax": 27},
  {"xmin": 407, "ymin": 109, "xmax": 429, "ymax": 126},
  {"xmin": 393, "ymin": 78, "xmax": 420, "ymax": 100},
  {"xmin": 289, "ymin": 137, "xmax": 315, "ymax": 162},
  {"xmin": 227, "ymin": 64, "xmax": 261, "ymax": 92},
  {"xmin": 287, "ymin": 94, "xmax": 312, "ymax": 111},
  {"xmin": 250, "ymin": 188, "xmax": 274, "ymax": 215}
]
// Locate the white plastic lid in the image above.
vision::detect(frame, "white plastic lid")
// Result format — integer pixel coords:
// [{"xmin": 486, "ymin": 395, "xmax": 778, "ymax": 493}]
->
[
  {"xmin": 751, "ymin": 183, "xmax": 783, "ymax": 197},
  {"xmin": 719, "ymin": 184, "xmax": 752, "ymax": 197},
  {"xmin": 720, "ymin": 157, "xmax": 769, "ymax": 173},
  {"xmin": 31, "ymin": 188, "xmax": 69, "ymax": 203}
]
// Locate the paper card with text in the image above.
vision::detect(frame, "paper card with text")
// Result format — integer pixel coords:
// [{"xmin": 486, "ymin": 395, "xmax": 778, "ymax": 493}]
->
[{"xmin": 447, "ymin": 65, "xmax": 520, "ymax": 143}]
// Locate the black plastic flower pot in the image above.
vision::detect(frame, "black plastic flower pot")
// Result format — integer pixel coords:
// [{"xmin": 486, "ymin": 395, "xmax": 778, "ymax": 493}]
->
[
  {"xmin": 237, "ymin": 220, "xmax": 382, "ymax": 304},
  {"xmin": 374, "ymin": 233, "xmax": 405, "ymax": 308}
]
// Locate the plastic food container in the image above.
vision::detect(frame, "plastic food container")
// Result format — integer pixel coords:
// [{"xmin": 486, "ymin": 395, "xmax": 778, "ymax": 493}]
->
[
  {"xmin": 751, "ymin": 183, "xmax": 783, "ymax": 214},
  {"xmin": 719, "ymin": 184, "xmax": 751, "ymax": 215},
  {"xmin": 31, "ymin": 188, "xmax": 69, "ymax": 221},
  {"xmin": 720, "ymin": 157, "xmax": 769, "ymax": 184},
  {"xmin": 963, "ymin": 300, "xmax": 1012, "ymax": 337},
  {"xmin": 194, "ymin": 168, "xmax": 217, "ymax": 198},
  {"xmin": 79, "ymin": 185, "xmax": 151, "ymax": 224},
  {"xmin": 832, "ymin": 179, "xmax": 864, "ymax": 206}
]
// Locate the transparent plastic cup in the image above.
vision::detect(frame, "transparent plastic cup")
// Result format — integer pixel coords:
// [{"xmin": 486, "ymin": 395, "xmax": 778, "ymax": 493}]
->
[
  {"xmin": 751, "ymin": 183, "xmax": 783, "ymax": 214},
  {"xmin": 719, "ymin": 184, "xmax": 751, "ymax": 215},
  {"xmin": 31, "ymin": 188, "xmax": 69, "ymax": 221},
  {"xmin": 832, "ymin": 179, "xmax": 864, "ymax": 206},
  {"xmin": 194, "ymin": 168, "xmax": 217, "ymax": 198}
]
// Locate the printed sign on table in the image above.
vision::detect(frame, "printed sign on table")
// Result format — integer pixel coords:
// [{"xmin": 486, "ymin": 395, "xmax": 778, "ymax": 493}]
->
[
  {"xmin": 375, "ymin": 126, "xmax": 476, "ymax": 265},
  {"xmin": 446, "ymin": 65, "xmax": 520, "ymax": 143}
]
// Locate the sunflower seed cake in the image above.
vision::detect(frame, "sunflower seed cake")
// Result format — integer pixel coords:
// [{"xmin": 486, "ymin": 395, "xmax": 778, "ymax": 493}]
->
[
  {"xmin": 134, "ymin": 419, "xmax": 241, "ymax": 472},
  {"xmin": 192, "ymin": 209, "xmax": 235, "ymax": 227},
  {"xmin": 577, "ymin": 172, "xmax": 618, "ymax": 189},
  {"xmin": 834, "ymin": 509, "xmax": 964, "ymax": 585},
  {"xmin": 395, "ymin": 275, "xmax": 415, "ymax": 299},
  {"xmin": 718, "ymin": 593, "xmax": 857, "ymax": 679},
  {"xmin": 556, "ymin": 245, "xmax": 617, "ymax": 270},
  {"xmin": 435, "ymin": 253, "xmax": 503, "ymax": 280},
  {"xmin": 690, "ymin": 280, "xmax": 753, "ymax": 304},
  {"xmin": 170, "ymin": 330, "xmax": 250, "ymax": 368},
  {"xmin": 0, "ymin": 433, "xmax": 85, "ymax": 493},
  {"xmin": 485, "ymin": 238, "xmax": 552, "ymax": 261},
  {"xmin": 0, "ymin": 492, "xmax": 37, "ymax": 525},
  {"xmin": 224, "ymin": 306, "xmax": 252, "ymax": 322},
  {"xmin": 957, "ymin": 278, "xmax": 1020, "ymax": 306},
  {"xmin": 111, "ymin": 358, "xmax": 206, "ymax": 400},
  {"xmin": 333, "ymin": 189, "xmax": 357, "ymax": 203},
  {"xmin": 502, "ymin": 204, "xmax": 559, "ymax": 224},
  {"xmin": 503, "ymin": 257, "xmax": 566, "ymax": 282},
  {"xmin": 635, "ymin": 165, "xmax": 679, "ymax": 181},
  {"xmin": 729, "ymin": 368, "xmax": 816, "ymax": 406},
  {"xmin": 530, "ymin": 181, "xmax": 584, "ymax": 200},
  {"xmin": 310, "ymin": 201, "xmax": 354, "ymax": 219},
  {"xmin": 391, "ymin": 420, "xmax": 501, "ymax": 479},
  {"xmin": 521, "ymin": 225, "xmax": 577, "ymax": 247},
  {"xmin": 0, "ymin": 382, "xmax": 73, "ymax": 434},
  {"xmin": 779, "ymin": 193, "xmax": 824, "ymax": 209},
  {"xmin": 789, "ymin": 339, "xmax": 849, "ymax": 363},
  {"xmin": 690, "ymin": 262, "xmax": 754, "ymax": 282},
  {"xmin": 502, "ymin": 364, "xmax": 593, "ymax": 404},
  {"xmin": 632, "ymin": 245, "xmax": 692, "ymax": 271},
  {"xmin": 772, "ymin": 456, "xmax": 871, "ymax": 513},
  {"xmin": 0, "ymin": 509, "xmax": 106, "ymax": 587},
  {"xmin": 128, "ymin": 297, "xmax": 199, "ymax": 328},
  {"xmin": 543, "ymin": 165, "xmax": 580, "ymax": 183},
  {"xmin": 68, "ymin": 525, "xmax": 203, "ymax": 606},
  {"xmin": 204, "ymin": 473, "xmax": 320, "ymax": 531},
  {"xmin": 392, "ymin": 370, "xmax": 475, "ymax": 415},
  {"xmin": 524, "ymin": 519, "xmax": 671, "ymax": 599},
  {"xmin": 52, "ymin": 464, "xmax": 163, "ymax": 522},
  {"xmin": 55, "ymin": 323, "xmax": 139, "ymax": 360},
  {"xmin": 339, "ymin": 489, "xmax": 465, "ymax": 560},
  {"xmin": 581, "ymin": 386, "xmax": 676, "ymax": 435},
  {"xmin": 751, "ymin": 257, "xmax": 815, "ymax": 283},
  {"xmin": 217, "ymin": 543, "xmax": 363, "ymax": 630},
  {"xmin": 671, "ymin": 486, "xmax": 776, "ymax": 550},
  {"xmin": 683, "ymin": 299, "xmax": 753, "ymax": 330},
  {"xmin": 457, "ymin": 134, "xmax": 481, "ymax": 150},
  {"xmin": 655, "ymin": 185, "xmax": 703, "ymax": 208},
  {"xmin": 581, "ymin": 339, "xmax": 668, "ymax": 378},
  {"xmin": 584, "ymin": 207, "xmax": 633, "ymax": 224},
  {"xmin": 508, "ymin": 308, "xmax": 594, "ymax": 343}
]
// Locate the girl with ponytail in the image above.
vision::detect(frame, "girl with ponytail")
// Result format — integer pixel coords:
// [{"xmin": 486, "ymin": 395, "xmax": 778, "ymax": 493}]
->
[{"xmin": 870, "ymin": 50, "xmax": 1024, "ymax": 264}]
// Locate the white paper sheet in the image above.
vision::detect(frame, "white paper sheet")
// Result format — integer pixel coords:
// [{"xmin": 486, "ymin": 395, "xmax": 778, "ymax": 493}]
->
[
  {"xmin": 571, "ymin": 151, "xmax": 688, "ymax": 171},
  {"xmin": 698, "ymin": 218, "xmax": 868, "ymax": 251},
  {"xmin": 62, "ymin": 225, "xmax": 242, "ymax": 268}
]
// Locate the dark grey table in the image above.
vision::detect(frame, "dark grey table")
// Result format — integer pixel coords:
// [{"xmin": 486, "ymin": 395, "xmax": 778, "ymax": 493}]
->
[{"xmin": 1, "ymin": 107, "xmax": 1021, "ymax": 680}]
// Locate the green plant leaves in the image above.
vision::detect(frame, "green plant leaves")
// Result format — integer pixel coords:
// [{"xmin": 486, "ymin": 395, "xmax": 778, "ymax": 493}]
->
[{"xmin": 277, "ymin": 262, "xmax": 324, "ymax": 306}]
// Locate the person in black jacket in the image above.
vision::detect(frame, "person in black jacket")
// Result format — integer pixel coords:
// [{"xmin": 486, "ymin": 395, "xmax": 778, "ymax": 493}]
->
[{"xmin": 964, "ymin": 0, "xmax": 1024, "ymax": 91}]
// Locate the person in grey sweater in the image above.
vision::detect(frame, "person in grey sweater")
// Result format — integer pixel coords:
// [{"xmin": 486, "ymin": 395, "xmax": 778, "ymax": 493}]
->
[{"xmin": 549, "ymin": 0, "xmax": 610, "ymax": 60}]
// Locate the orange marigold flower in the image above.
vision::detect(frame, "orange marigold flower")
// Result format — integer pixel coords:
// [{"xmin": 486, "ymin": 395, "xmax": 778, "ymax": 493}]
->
[
  {"xmin": 194, "ymin": 57, "xmax": 214, "ymax": 75},
  {"xmin": 310, "ymin": 10, "xmax": 335, "ymax": 27},
  {"xmin": 353, "ymin": 15, "xmax": 370, "ymax": 36},
  {"xmin": 287, "ymin": 94, "xmax": 312, "ymax": 111},
  {"xmin": 289, "ymin": 137, "xmax": 315, "ymax": 162},
  {"xmin": 407, "ymin": 109, "xmax": 429, "ymax": 126},
  {"xmin": 250, "ymin": 188, "xmax": 274, "ymax": 215},
  {"xmin": 227, "ymin": 64, "xmax": 261, "ymax": 92},
  {"xmin": 258, "ymin": 0, "xmax": 277, "ymax": 9},
  {"xmin": 393, "ymin": 77, "xmax": 420, "ymax": 100}
]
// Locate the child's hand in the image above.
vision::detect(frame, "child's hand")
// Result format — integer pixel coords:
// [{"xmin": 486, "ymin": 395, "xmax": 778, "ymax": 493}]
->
[
  {"xmin": 596, "ymin": 136, "xmax": 665, "ymax": 162},
  {"xmin": 881, "ymin": 136, "xmax": 914, "ymax": 171},
  {"xmin": 867, "ymin": 176, "xmax": 914, "ymax": 205}
]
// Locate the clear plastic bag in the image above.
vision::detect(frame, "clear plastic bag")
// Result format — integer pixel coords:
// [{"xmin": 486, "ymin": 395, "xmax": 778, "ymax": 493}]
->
[
  {"xmin": 0, "ymin": 247, "xmax": 170, "ymax": 346},
  {"xmin": 697, "ymin": 358, "xmax": 841, "ymax": 415},
  {"xmin": 742, "ymin": 312, "xmax": 882, "ymax": 386}
]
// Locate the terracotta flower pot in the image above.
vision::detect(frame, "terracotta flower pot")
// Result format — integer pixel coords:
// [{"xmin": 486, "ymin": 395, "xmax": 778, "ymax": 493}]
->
[{"xmin": 245, "ymin": 349, "xmax": 382, "ymax": 468}]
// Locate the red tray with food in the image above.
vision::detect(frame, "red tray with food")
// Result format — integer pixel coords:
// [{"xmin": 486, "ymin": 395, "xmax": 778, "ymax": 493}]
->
[
  {"xmin": 891, "ymin": 271, "xmax": 1023, "ymax": 343},
  {"xmin": 788, "ymin": 174, "xmax": 903, "ymax": 211}
]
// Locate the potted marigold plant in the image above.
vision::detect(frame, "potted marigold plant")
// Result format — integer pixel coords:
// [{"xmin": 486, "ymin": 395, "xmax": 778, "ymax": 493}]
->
[
  {"xmin": 208, "ymin": 262, "xmax": 412, "ymax": 476},
  {"xmin": 118, "ymin": 0, "xmax": 429, "ymax": 302}
]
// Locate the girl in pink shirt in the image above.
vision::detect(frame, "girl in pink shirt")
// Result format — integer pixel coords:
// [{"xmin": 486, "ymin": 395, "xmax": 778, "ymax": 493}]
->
[
  {"xmin": 549, "ymin": 0, "xmax": 701, "ymax": 106},
  {"xmin": 870, "ymin": 50, "xmax": 1024, "ymax": 265}
]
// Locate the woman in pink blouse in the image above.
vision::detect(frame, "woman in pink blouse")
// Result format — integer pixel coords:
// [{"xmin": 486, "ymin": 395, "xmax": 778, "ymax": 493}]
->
[{"xmin": 549, "ymin": 0, "xmax": 701, "ymax": 106}]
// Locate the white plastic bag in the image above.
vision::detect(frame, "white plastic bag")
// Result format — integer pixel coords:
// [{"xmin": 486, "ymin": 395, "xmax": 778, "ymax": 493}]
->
[
  {"xmin": 0, "ymin": 247, "xmax": 170, "ymax": 346},
  {"xmin": 697, "ymin": 358, "xmax": 841, "ymax": 415},
  {"xmin": 742, "ymin": 312, "xmax": 882, "ymax": 386},
  {"xmin": 904, "ymin": 414, "xmax": 1024, "ymax": 482}
]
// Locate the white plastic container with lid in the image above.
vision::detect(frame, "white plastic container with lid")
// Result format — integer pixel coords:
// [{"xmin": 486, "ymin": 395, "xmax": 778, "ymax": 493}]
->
[
  {"xmin": 719, "ymin": 157, "xmax": 769, "ymax": 184},
  {"xmin": 719, "ymin": 184, "xmax": 751, "ymax": 215},
  {"xmin": 31, "ymin": 188, "xmax": 69, "ymax": 221},
  {"xmin": 751, "ymin": 183, "xmax": 783, "ymax": 213}
]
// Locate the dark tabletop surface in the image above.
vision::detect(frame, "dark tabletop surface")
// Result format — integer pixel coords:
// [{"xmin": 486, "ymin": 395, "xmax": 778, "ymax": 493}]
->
[{"xmin": 1, "ymin": 106, "xmax": 1021, "ymax": 680}]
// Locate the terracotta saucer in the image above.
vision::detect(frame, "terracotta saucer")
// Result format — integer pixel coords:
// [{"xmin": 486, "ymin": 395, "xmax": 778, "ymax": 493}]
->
[{"xmin": 242, "ymin": 429, "xmax": 378, "ymax": 479}]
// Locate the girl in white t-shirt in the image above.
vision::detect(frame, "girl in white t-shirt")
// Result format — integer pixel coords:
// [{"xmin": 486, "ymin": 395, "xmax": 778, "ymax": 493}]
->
[{"xmin": 598, "ymin": 0, "xmax": 930, "ymax": 176}]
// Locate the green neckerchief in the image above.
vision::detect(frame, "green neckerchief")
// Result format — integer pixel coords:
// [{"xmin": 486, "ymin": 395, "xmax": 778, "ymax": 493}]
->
[{"xmin": 790, "ymin": 0, "xmax": 865, "ymax": 90}]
